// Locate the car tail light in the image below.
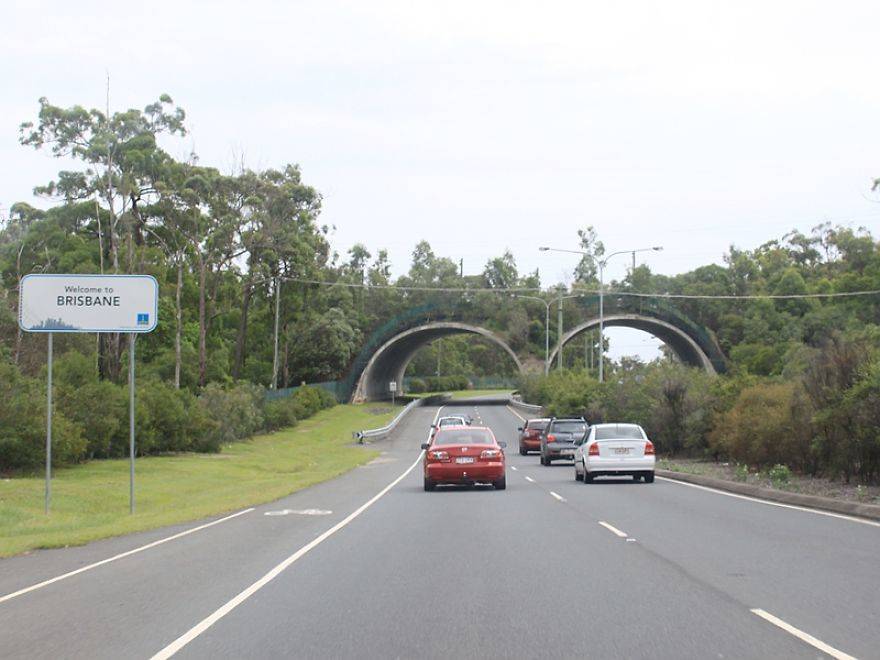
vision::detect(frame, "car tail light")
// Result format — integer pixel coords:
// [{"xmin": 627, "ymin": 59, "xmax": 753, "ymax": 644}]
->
[
  {"xmin": 644, "ymin": 440, "xmax": 655, "ymax": 455},
  {"xmin": 546, "ymin": 434, "xmax": 556, "ymax": 443},
  {"xmin": 428, "ymin": 450, "xmax": 450, "ymax": 462},
  {"xmin": 480, "ymin": 449, "xmax": 502, "ymax": 460},
  {"xmin": 588, "ymin": 443, "xmax": 599, "ymax": 456}
]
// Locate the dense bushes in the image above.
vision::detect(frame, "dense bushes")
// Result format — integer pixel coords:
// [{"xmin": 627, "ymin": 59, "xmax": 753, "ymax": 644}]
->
[
  {"xmin": 406, "ymin": 375, "xmax": 469, "ymax": 393},
  {"xmin": 519, "ymin": 326, "xmax": 880, "ymax": 483},
  {"xmin": 0, "ymin": 352, "xmax": 338, "ymax": 473}
]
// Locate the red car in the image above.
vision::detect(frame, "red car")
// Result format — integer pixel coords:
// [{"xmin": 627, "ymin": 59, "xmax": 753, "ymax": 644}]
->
[
  {"xmin": 517, "ymin": 417, "xmax": 550, "ymax": 455},
  {"xmin": 422, "ymin": 426, "xmax": 507, "ymax": 491}
]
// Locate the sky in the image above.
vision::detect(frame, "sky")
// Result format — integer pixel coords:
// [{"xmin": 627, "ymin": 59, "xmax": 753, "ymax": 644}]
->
[{"xmin": 2, "ymin": 1, "xmax": 879, "ymax": 360}]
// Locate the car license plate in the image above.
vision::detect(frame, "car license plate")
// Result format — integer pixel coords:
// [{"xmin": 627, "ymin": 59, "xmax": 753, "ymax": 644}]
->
[
  {"xmin": 455, "ymin": 457, "xmax": 475, "ymax": 464},
  {"xmin": 613, "ymin": 448, "xmax": 630, "ymax": 455}
]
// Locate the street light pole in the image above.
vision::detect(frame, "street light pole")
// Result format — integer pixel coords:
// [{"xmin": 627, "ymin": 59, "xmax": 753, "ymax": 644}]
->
[
  {"xmin": 539, "ymin": 245, "xmax": 663, "ymax": 384},
  {"xmin": 510, "ymin": 293, "xmax": 552, "ymax": 375}
]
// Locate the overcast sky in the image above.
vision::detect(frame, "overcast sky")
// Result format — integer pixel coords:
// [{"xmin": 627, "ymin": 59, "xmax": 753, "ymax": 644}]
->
[{"xmin": 3, "ymin": 1, "xmax": 879, "ymax": 359}]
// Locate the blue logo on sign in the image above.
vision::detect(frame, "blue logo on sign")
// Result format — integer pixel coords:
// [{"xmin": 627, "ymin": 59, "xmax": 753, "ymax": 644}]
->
[{"xmin": 137, "ymin": 313, "xmax": 150, "ymax": 326}]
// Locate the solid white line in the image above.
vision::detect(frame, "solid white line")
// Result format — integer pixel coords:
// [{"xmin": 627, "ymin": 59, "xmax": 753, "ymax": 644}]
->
[
  {"xmin": 549, "ymin": 491, "xmax": 566, "ymax": 502},
  {"xmin": 657, "ymin": 476, "xmax": 880, "ymax": 528},
  {"xmin": 151, "ymin": 406, "xmax": 441, "ymax": 659},
  {"xmin": 598, "ymin": 521, "xmax": 628, "ymax": 538},
  {"xmin": 505, "ymin": 405, "xmax": 527, "ymax": 423},
  {"xmin": 0, "ymin": 507, "xmax": 255, "ymax": 605},
  {"xmin": 525, "ymin": 476, "xmax": 535, "ymax": 483},
  {"xmin": 750, "ymin": 609, "xmax": 857, "ymax": 660}
]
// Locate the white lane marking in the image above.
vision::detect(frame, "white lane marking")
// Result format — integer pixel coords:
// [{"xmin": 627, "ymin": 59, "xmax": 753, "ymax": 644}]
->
[
  {"xmin": 658, "ymin": 476, "xmax": 880, "ymax": 528},
  {"xmin": 525, "ymin": 476, "xmax": 535, "ymax": 483},
  {"xmin": 506, "ymin": 406, "xmax": 527, "ymax": 423},
  {"xmin": 598, "ymin": 521, "xmax": 628, "ymax": 538},
  {"xmin": 264, "ymin": 509, "xmax": 332, "ymax": 517},
  {"xmin": 549, "ymin": 491, "xmax": 566, "ymax": 502},
  {"xmin": 750, "ymin": 609, "xmax": 857, "ymax": 660},
  {"xmin": 151, "ymin": 407, "xmax": 442, "ymax": 660},
  {"xmin": 0, "ymin": 507, "xmax": 255, "ymax": 605},
  {"xmin": 510, "ymin": 466, "xmax": 518, "ymax": 471}
]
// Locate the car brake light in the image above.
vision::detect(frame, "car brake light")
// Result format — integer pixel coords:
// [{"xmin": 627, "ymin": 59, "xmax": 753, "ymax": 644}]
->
[
  {"xmin": 644, "ymin": 440, "xmax": 655, "ymax": 455},
  {"xmin": 480, "ymin": 449, "xmax": 502, "ymax": 460},
  {"xmin": 588, "ymin": 443, "xmax": 599, "ymax": 456},
  {"xmin": 428, "ymin": 450, "xmax": 450, "ymax": 462},
  {"xmin": 546, "ymin": 434, "xmax": 556, "ymax": 443}
]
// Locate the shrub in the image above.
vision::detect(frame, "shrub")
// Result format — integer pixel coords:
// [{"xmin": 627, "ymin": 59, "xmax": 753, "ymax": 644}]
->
[
  {"xmin": 709, "ymin": 381, "xmax": 811, "ymax": 469},
  {"xmin": 407, "ymin": 378, "xmax": 427, "ymax": 394},
  {"xmin": 768, "ymin": 464, "xmax": 792, "ymax": 488},
  {"xmin": 57, "ymin": 380, "xmax": 128, "ymax": 458},
  {"xmin": 0, "ymin": 362, "xmax": 87, "ymax": 471},
  {"xmin": 263, "ymin": 399, "xmax": 298, "ymax": 432},
  {"xmin": 198, "ymin": 382, "xmax": 266, "ymax": 445}
]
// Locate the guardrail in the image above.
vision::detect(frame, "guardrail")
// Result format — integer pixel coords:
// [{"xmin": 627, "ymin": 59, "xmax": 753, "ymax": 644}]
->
[
  {"xmin": 509, "ymin": 395, "xmax": 543, "ymax": 415},
  {"xmin": 353, "ymin": 395, "xmax": 450, "ymax": 444}
]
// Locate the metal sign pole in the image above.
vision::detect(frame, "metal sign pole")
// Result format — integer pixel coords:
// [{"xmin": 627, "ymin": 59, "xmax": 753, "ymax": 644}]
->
[
  {"xmin": 45, "ymin": 332, "xmax": 53, "ymax": 514},
  {"xmin": 129, "ymin": 332, "xmax": 136, "ymax": 514}
]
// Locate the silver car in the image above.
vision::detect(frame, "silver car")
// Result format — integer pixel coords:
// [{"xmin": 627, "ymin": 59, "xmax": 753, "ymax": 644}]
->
[{"xmin": 574, "ymin": 423, "xmax": 655, "ymax": 483}]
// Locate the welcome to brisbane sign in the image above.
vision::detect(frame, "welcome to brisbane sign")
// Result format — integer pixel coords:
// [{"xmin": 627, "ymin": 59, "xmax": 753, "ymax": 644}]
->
[
  {"xmin": 19, "ymin": 273, "xmax": 158, "ymax": 333},
  {"xmin": 18, "ymin": 273, "xmax": 158, "ymax": 515}
]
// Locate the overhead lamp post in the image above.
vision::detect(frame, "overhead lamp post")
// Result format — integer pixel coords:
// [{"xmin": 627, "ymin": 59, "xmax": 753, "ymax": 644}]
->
[
  {"xmin": 539, "ymin": 245, "xmax": 663, "ymax": 383},
  {"xmin": 510, "ymin": 290, "xmax": 587, "ymax": 374}
]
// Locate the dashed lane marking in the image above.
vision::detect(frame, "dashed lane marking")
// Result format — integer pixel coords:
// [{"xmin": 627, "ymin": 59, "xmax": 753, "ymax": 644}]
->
[
  {"xmin": 549, "ymin": 491, "xmax": 566, "ymax": 502},
  {"xmin": 750, "ymin": 609, "xmax": 857, "ymax": 660},
  {"xmin": 525, "ymin": 476, "xmax": 535, "ymax": 483},
  {"xmin": 598, "ymin": 521, "xmax": 628, "ymax": 538}
]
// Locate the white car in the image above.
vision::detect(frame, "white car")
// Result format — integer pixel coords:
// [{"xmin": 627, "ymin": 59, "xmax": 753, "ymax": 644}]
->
[
  {"xmin": 430, "ymin": 415, "xmax": 471, "ymax": 438},
  {"xmin": 574, "ymin": 423, "xmax": 655, "ymax": 483}
]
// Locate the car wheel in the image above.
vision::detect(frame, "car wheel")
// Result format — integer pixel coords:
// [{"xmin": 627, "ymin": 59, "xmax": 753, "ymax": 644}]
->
[
  {"xmin": 633, "ymin": 474, "xmax": 642, "ymax": 482},
  {"xmin": 575, "ymin": 465, "xmax": 584, "ymax": 481},
  {"xmin": 584, "ymin": 469, "xmax": 594, "ymax": 484},
  {"xmin": 644, "ymin": 472, "xmax": 655, "ymax": 484},
  {"xmin": 519, "ymin": 446, "xmax": 527, "ymax": 456},
  {"xmin": 424, "ymin": 478, "xmax": 436, "ymax": 491},
  {"xmin": 494, "ymin": 476, "xmax": 507, "ymax": 490}
]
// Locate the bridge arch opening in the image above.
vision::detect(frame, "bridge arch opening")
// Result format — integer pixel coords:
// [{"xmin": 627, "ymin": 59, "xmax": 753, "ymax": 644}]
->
[
  {"xmin": 549, "ymin": 314, "xmax": 720, "ymax": 374},
  {"xmin": 351, "ymin": 322, "xmax": 524, "ymax": 402}
]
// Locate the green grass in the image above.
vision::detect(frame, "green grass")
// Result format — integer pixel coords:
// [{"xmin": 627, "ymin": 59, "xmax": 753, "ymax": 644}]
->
[
  {"xmin": 0, "ymin": 404, "xmax": 398, "ymax": 558},
  {"xmin": 409, "ymin": 389, "xmax": 514, "ymax": 400}
]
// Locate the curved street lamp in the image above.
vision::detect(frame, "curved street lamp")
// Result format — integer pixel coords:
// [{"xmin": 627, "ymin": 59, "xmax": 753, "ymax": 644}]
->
[{"xmin": 539, "ymin": 245, "xmax": 663, "ymax": 382}]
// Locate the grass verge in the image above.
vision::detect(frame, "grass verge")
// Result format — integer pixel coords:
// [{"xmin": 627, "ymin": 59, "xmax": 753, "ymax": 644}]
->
[{"xmin": 0, "ymin": 404, "xmax": 398, "ymax": 558}]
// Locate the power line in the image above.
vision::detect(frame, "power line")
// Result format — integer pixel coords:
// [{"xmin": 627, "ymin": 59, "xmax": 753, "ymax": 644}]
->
[{"xmin": 279, "ymin": 276, "xmax": 880, "ymax": 300}]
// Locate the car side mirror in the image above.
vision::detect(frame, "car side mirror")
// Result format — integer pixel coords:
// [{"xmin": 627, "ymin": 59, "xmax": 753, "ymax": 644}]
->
[
  {"xmin": 517, "ymin": 427, "xmax": 523, "ymax": 432},
  {"xmin": 421, "ymin": 443, "xmax": 430, "ymax": 450},
  {"xmin": 430, "ymin": 424, "xmax": 437, "ymax": 429},
  {"xmin": 498, "ymin": 441, "xmax": 507, "ymax": 449}
]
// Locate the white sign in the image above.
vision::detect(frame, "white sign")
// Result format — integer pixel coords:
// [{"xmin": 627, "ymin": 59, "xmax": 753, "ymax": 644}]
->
[
  {"xmin": 389, "ymin": 381, "xmax": 397, "ymax": 392},
  {"xmin": 19, "ymin": 274, "xmax": 159, "ymax": 333}
]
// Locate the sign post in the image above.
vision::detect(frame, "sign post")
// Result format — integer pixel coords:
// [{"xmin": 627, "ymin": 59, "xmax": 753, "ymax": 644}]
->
[
  {"xmin": 45, "ymin": 333, "xmax": 53, "ymax": 514},
  {"xmin": 389, "ymin": 380, "xmax": 397, "ymax": 407},
  {"xmin": 19, "ymin": 274, "xmax": 158, "ymax": 514}
]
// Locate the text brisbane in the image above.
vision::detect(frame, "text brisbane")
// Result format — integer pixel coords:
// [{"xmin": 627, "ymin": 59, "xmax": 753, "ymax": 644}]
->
[{"xmin": 56, "ymin": 295, "xmax": 121, "ymax": 307}]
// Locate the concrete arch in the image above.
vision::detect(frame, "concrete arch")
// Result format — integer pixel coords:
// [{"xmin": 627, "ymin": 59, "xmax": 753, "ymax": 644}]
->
[
  {"xmin": 548, "ymin": 314, "xmax": 719, "ymax": 373},
  {"xmin": 351, "ymin": 322, "xmax": 524, "ymax": 402}
]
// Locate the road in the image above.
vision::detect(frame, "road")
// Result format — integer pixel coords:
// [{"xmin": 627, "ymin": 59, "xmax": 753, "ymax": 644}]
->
[{"xmin": 1, "ymin": 399, "xmax": 877, "ymax": 659}]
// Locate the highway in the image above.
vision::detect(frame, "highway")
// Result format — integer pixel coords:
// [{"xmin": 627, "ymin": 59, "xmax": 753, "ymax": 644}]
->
[{"xmin": 0, "ymin": 399, "xmax": 877, "ymax": 659}]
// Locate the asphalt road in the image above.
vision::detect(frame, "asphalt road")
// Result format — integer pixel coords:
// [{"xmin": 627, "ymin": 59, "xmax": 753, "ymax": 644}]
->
[{"xmin": 1, "ymin": 400, "xmax": 878, "ymax": 659}]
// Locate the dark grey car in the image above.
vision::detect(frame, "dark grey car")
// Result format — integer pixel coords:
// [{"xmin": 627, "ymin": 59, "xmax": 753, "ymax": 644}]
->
[{"xmin": 540, "ymin": 418, "xmax": 589, "ymax": 465}]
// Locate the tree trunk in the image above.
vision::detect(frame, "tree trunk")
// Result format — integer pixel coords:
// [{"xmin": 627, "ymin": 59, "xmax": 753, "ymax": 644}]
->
[
  {"xmin": 175, "ymin": 258, "xmax": 183, "ymax": 389},
  {"xmin": 232, "ymin": 280, "xmax": 253, "ymax": 380},
  {"xmin": 197, "ymin": 255, "xmax": 208, "ymax": 388}
]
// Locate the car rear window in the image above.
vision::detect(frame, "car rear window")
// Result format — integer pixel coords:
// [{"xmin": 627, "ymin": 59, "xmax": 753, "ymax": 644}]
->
[
  {"xmin": 434, "ymin": 429, "xmax": 494, "ymax": 445},
  {"xmin": 551, "ymin": 422, "xmax": 587, "ymax": 434},
  {"xmin": 439, "ymin": 418, "xmax": 465, "ymax": 427},
  {"xmin": 594, "ymin": 425, "xmax": 644, "ymax": 440},
  {"xmin": 527, "ymin": 420, "xmax": 548, "ymax": 430}
]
